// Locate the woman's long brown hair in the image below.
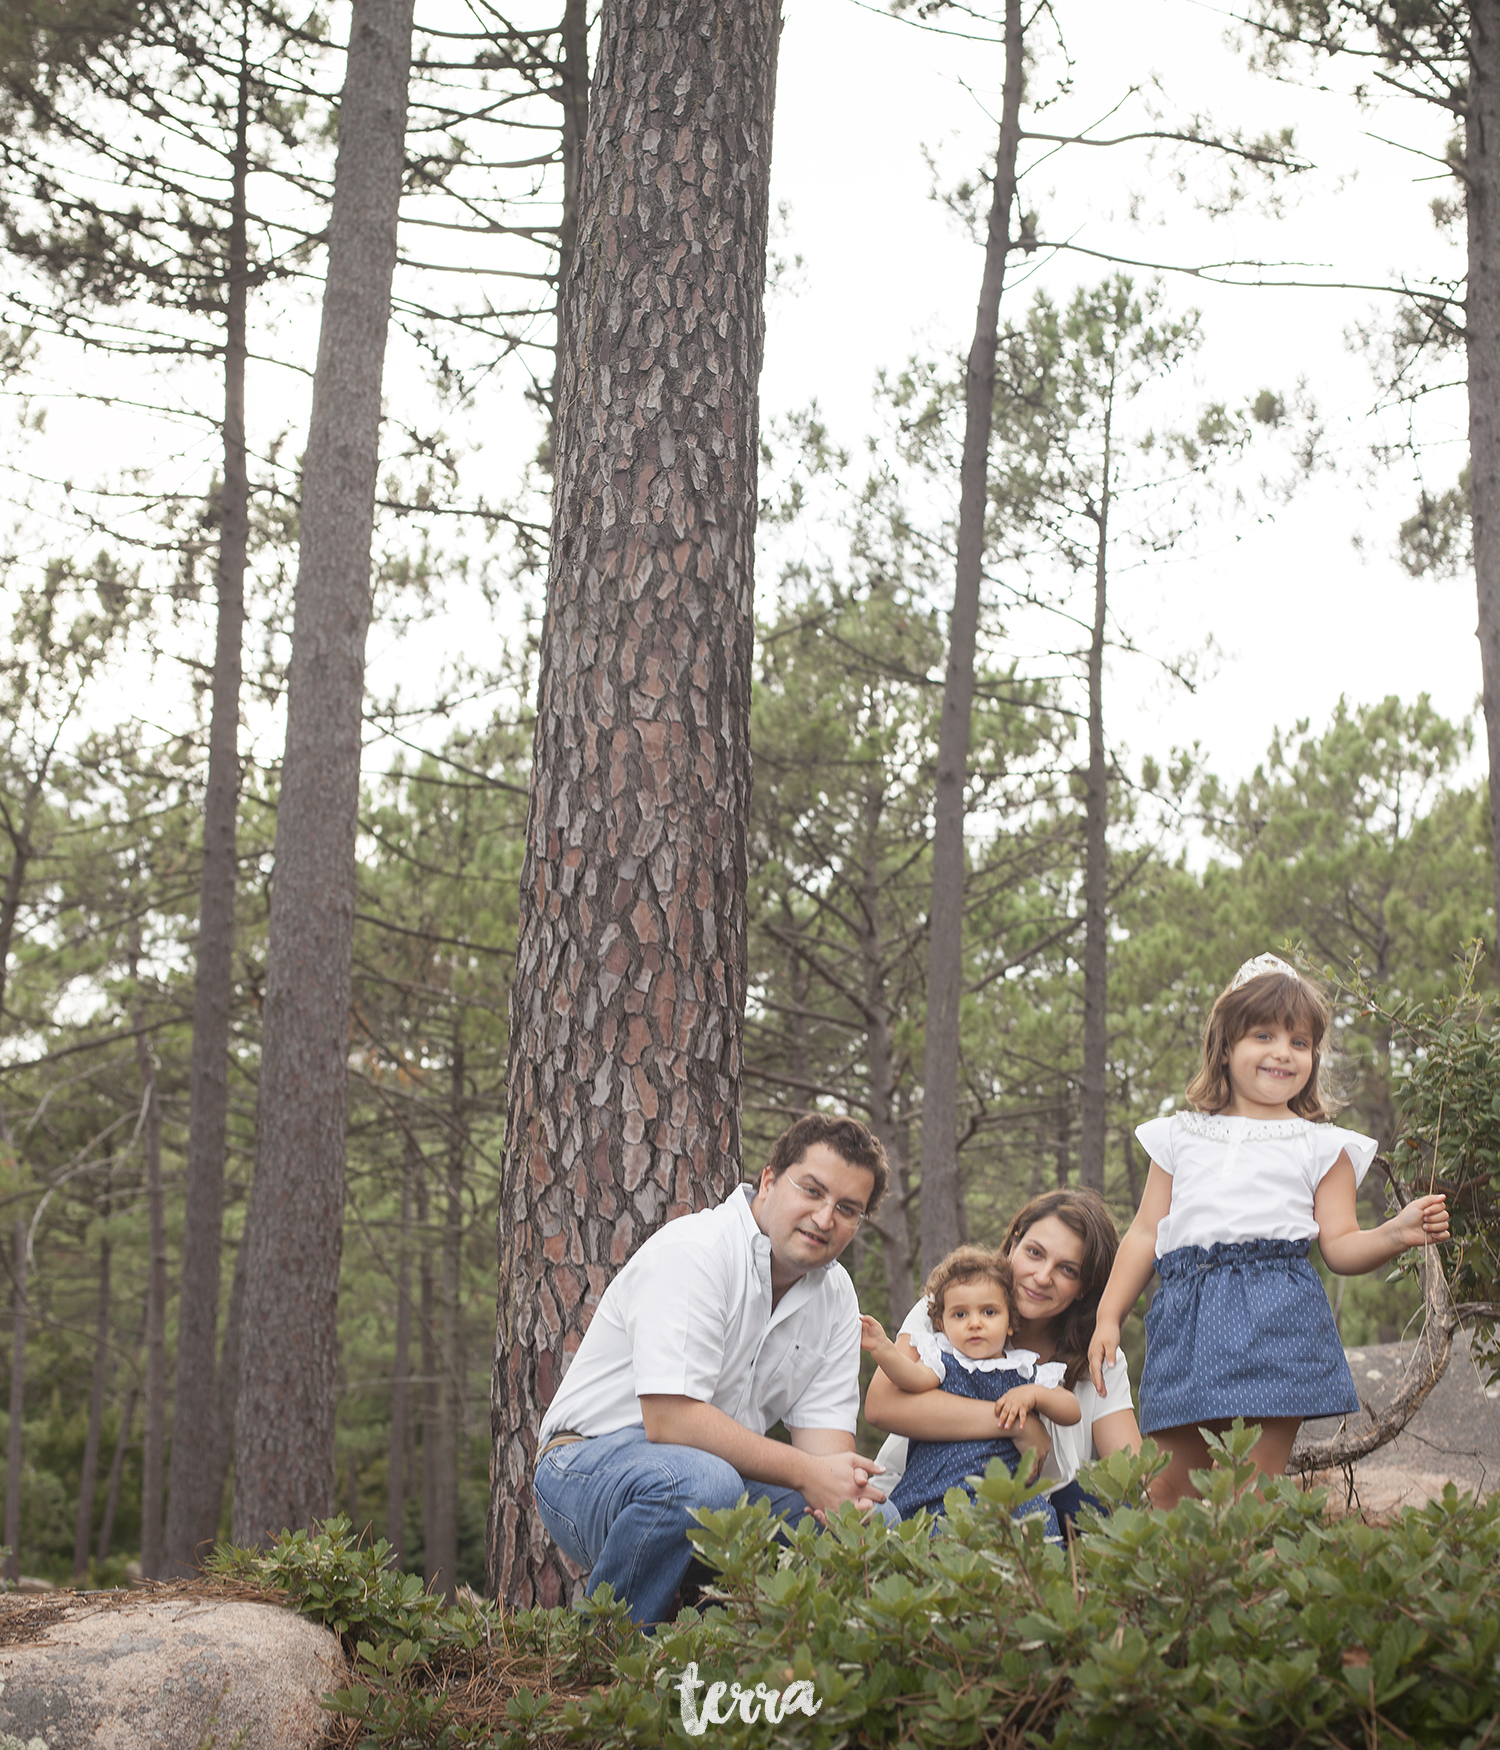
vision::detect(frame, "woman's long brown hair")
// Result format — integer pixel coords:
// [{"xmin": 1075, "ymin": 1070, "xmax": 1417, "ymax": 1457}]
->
[
  {"xmin": 1000, "ymin": 1190, "xmax": 1120, "ymax": 1389},
  {"xmin": 1184, "ymin": 968, "xmax": 1335, "ymax": 1120}
]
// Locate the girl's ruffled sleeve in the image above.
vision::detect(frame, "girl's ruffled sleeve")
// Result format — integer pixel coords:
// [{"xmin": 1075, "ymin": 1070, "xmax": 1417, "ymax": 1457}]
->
[
  {"xmin": 908, "ymin": 1325, "xmax": 947, "ymax": 1378},
  {"xmin": 1035, "ymin": 1361, "xmax": 1069, "ymax": 1390},
  {"xmin": 1314, "ymin": 1124, "xmax": 1379, "ymax": 1188},
  {"xmin": 1134, "ymin": 1114, "xmax": 1176, "ymax": 1174}
]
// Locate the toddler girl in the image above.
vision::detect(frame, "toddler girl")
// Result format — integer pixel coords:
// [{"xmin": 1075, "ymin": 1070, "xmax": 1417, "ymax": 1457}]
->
[
  {"xmin": 1089, "ymin": 953, "xmax": 1449, "ymax": 1506},
  {"xmin": 861, "ymin": 1245, "xmax": 1080, "ymax": 1532}
]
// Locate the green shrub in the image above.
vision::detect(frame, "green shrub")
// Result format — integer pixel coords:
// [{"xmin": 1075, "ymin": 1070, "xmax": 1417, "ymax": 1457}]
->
[{"xmin": 250, "ymin": 1438, "xmax": 1500, "ymax": 1749}]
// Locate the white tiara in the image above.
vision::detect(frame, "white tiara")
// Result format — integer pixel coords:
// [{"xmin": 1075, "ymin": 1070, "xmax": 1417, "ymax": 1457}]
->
[{"xmin": 1231, "ymin": 952, "xmax": 1297, "ymax": 990}]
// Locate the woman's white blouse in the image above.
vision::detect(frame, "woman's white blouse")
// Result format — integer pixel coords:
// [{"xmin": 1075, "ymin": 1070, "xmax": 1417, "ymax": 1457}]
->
[
  {"xmin": 1137, "ymin": 1112, "xmax": 1378, "ymax": 1257},
  {"xmin": 872, "ymin": 1300, "xmax": 1131, "ymax": 1490}
]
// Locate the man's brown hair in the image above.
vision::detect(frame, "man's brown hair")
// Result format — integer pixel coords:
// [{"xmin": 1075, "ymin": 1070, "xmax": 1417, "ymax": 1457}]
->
[
  {"xmin": 762, "ymin": 1113, "xmax": 890, "ymax": 1214},
  {"xmin": 922, "ymin": 1244, "xmax": 1016, "ymax": 1329}
]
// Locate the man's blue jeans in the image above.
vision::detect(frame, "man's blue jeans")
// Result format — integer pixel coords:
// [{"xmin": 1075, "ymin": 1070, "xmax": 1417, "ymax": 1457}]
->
[{"xmin": 532, "ymin": 1425, "xmax": 812, "ymax": 1625}]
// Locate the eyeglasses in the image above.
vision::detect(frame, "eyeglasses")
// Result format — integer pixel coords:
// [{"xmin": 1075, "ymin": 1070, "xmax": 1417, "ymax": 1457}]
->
[{"xmin": 785, "ymin": 1175, "xmax": 868, "ymax": 1227}]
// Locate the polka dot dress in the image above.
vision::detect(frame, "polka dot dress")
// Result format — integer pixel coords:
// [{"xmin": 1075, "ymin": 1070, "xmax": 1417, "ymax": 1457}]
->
[
  {"xmin": 889, "ymin": 1354, "xmax": 1062, "ymax": 1537},
  {"xmin": 1139, "ymin": 1238, "xmax": 1360, "ymax": 1435}
]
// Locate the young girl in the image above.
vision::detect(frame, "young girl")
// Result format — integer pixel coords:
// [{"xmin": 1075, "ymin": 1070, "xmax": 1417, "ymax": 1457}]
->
[
  {"xmin": 1089, "ymin": 953, "xmax": 1450, "ymax": 1507},
  {"xmin": 861, "ymin": 1245, "xmax": 1080, "ymax": 1532}
]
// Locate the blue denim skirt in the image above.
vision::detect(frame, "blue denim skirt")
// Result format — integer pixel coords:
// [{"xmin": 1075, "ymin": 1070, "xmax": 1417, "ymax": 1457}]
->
[{"xmin": 1139, "ymin": 1238, "xmax": 1360, "ymax": 1435}]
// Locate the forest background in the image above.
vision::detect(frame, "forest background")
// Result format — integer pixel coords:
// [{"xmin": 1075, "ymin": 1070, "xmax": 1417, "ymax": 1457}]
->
[{"xmin": 0, "ymin": 0, "xmax": 1494, "ymax": 1597}]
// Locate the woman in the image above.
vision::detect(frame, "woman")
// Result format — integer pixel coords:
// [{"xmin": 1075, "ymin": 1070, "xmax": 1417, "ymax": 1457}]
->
[{"xmin": 867, "ymin": 1189, "xmax": 1139, "ymax": 1523}]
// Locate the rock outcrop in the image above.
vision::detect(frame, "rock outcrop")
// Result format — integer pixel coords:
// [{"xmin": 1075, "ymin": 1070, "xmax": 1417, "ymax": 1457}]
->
[{"xmin": 0, "ymin": 1592, "xmax": 344, "ymax": 1750}]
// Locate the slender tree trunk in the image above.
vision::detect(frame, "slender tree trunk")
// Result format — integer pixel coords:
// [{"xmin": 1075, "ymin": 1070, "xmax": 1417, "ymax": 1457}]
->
[
  {"xmin": 234, "ymin": 0, "xmax": 414, "ymax": 1547},
  {"xmin": 165, "ymin": 9, "xmax": 252, "ymax": 1579},
  {"xmin": 427, "ymin": 1040, "xmax": 465, "ymax": 1600},
  {"xmin": 133, "ymin": 1001, "xmax": 168, "ymax": 1580},
  {"xmin": 72, "ymin": 1228, "xmax": 112, "ymax": 1581},
  {"xmin": 1054, "ymin": 1092, "xmax": 1070, "ymax": 1189},
  {"xmin": 5, "ymin": 1218, "xmax": 25, "ymax": 1581},
  {"xmin": 0, "ymin": 793, "xmax": 40, "ymax": 1032},
  {"xmin": 97, "ymin": 1382, "xmax": 138, "ymax": 1564},
  {"xmin": 917, "ymin": 0, "xmax": 1024, "ymax": 1278},
  {"xmin": 1122, "ymin": 1116, "xmax": 1141, "ymax": 1208},
  {"xmin": 488, "ymin": 0, "xmax": 782, "ymax": 1608},
  {"xmin": 386, "ymin": 1154, "xmax": 413, "ymax": 1561},
  {"xmin": 857, "ymin": 783, "xmax": 916, "ymax": 1317},
  {"xmin": 1079, "ymin": 453, "xmax": 1112, "ymax": 1191},
  {"xmin": 550, "ymin": 0, "xmax": 588, "ymax": 430},
  {"xmin": 205, "ymin": 1238, "xmax": 248, "ymax": 1547},
  {"xmin": 417, "ymin": 1156, "xmax": 440, "ymax": 1586},
  {"xmin": 1469, "ymin": 0, "xmax": 1500, "ymax": 969}
]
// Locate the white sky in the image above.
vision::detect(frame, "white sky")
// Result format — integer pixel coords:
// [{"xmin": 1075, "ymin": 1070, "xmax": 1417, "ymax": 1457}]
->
[
  {"xmin": 2, "ymin": 0, "xmax": 1484, "ymax": 806},
  {"xmin": 765, "ymin": 0, "xmax": 1480, "ymax": 791}
]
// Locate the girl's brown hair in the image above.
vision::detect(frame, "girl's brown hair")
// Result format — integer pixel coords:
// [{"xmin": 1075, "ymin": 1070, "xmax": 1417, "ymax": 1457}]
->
[
  {"xmin": 1185, "ymin": 967, "xmax": 1335, "ymax": 1121},
  {"xmin": 922, "ymin": 1245, "xmax": 1016, "ymax": 1329},
  {"xmin": 1000, "ymin": 1190, "xmax": 1120, "ymax": 1388}
]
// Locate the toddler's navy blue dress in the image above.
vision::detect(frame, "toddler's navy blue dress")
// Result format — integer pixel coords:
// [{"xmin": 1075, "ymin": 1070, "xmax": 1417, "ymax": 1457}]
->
[{"xmin": 887, "ymin": 1347, "xmax": 1062, "ymax": 1537}]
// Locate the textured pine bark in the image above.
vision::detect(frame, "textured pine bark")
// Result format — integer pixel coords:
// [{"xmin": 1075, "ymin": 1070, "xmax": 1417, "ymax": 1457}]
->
[
  {"xmin": 1469, "ymin": 0, "xmax": 1500, "ymax": 963},
  {"xmin": 164, "ymin": 17, "xmax": 251, "ymax": 1577},
  {"xmin": 917, "ymin": 0, "xmax": 1023, "ymax": 1280},
  {"xmin": 487, "ymin": 0, "xmax": 781, "ymax": 1607},
  {"xmin": 232, "ymin": 0, "xmax": 414, "ymax": 1546}
]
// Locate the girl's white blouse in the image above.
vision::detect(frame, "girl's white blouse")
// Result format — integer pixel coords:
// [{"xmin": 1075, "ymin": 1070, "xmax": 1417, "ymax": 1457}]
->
[{"xmin": 1136, "ymin": 1111, "xmax": 1378, "ymax": 1256}]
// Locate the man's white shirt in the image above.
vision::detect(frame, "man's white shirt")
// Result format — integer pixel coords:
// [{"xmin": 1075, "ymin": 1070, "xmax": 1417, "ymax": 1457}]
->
[{"xmin": 536, "ymin": 1185, "xmax": 861, "ymax": 1448}]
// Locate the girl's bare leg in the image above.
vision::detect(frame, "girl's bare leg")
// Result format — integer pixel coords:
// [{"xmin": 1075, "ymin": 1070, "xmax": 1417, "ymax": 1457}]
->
[
  {"xmin": 1149, "ymin": 1425, "xmax": 1211, "ymax": 1509},
  {"xmin": 1148, "ymin": 1416, "xmax": 1303, "ymax": 1508}
]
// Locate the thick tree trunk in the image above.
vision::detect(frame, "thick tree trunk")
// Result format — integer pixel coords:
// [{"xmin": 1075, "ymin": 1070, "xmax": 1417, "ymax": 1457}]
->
[
  {"xmin": 1469, "ymin": 0, "xmax": 1500, "ymax": 965},
  {"xmin": 917, "ymin": 0, "xmax": 1024, "ymax": 1279},
  {"xmin": 1079, "ymin": 474, "xmax": 1111, "ymax": 1191},
  {"xmin": 134, "ymin": 1012, "xmax": 168, "ymax": 1579},
  {"xmin": 233, "ymin": 0, "xmax": 414, "ymax": 1547},
  {"xmin": 487, "ymin": 0, "xmax": 782, "ymax": 1608},
  {"xmin": 165, "ymin": 11, "xmax": 251, "ymax": 1579},
  {"xmin": 72, "ymin": 1229, "xmax": 111, "ymax": 1581},
  {"xmin": 5, "ymin": 1218, "xmax": 25, "ymax": 1582},
  {"xmin": 386, "ymin": 1155, "xmax": 413, "ymax": 1561}
]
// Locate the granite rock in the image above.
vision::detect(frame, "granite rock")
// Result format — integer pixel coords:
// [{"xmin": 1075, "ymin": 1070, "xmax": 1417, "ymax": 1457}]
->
[{"xmin": 0, "ymin": 1595, "xmax": 344, "ymax": 1750}]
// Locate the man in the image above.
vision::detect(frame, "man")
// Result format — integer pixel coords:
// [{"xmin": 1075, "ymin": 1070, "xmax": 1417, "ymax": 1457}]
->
[{"xmin": 530, "ymin": 1112, "xmax": 890, "ymax": 1623}]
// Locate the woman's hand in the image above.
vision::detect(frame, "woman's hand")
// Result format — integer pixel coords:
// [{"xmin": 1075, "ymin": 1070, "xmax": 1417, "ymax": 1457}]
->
[{"xmin": 1088, "ymin": 1316, "xmax": 1121, "ymax": 1395}]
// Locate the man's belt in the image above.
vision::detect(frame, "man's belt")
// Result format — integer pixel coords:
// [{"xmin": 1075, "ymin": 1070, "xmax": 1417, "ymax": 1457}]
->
[{"xmin": 536, "ymin": 1430, "xmax": 587, "ymax": 1464}]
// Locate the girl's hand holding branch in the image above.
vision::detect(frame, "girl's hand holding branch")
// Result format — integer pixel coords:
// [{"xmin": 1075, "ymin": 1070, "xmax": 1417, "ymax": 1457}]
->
[
  {"xmin": 1314, "ymin": 1158, "xmax": 1450, "ymax": 1274},
  {"xmin": 1388, "ymin": 1192, "xmax": 1450, "ymax": 1249}
]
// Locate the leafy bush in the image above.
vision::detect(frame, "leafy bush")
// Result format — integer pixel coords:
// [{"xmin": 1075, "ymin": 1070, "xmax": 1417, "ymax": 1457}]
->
[
  {"xmin": 1377, "ymin": 959, "xmax": 1500, "ymax": 1375},
  {"xmin": 249, "ymin": 1437, "xmax": 1500, "ymax": 1750}
]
